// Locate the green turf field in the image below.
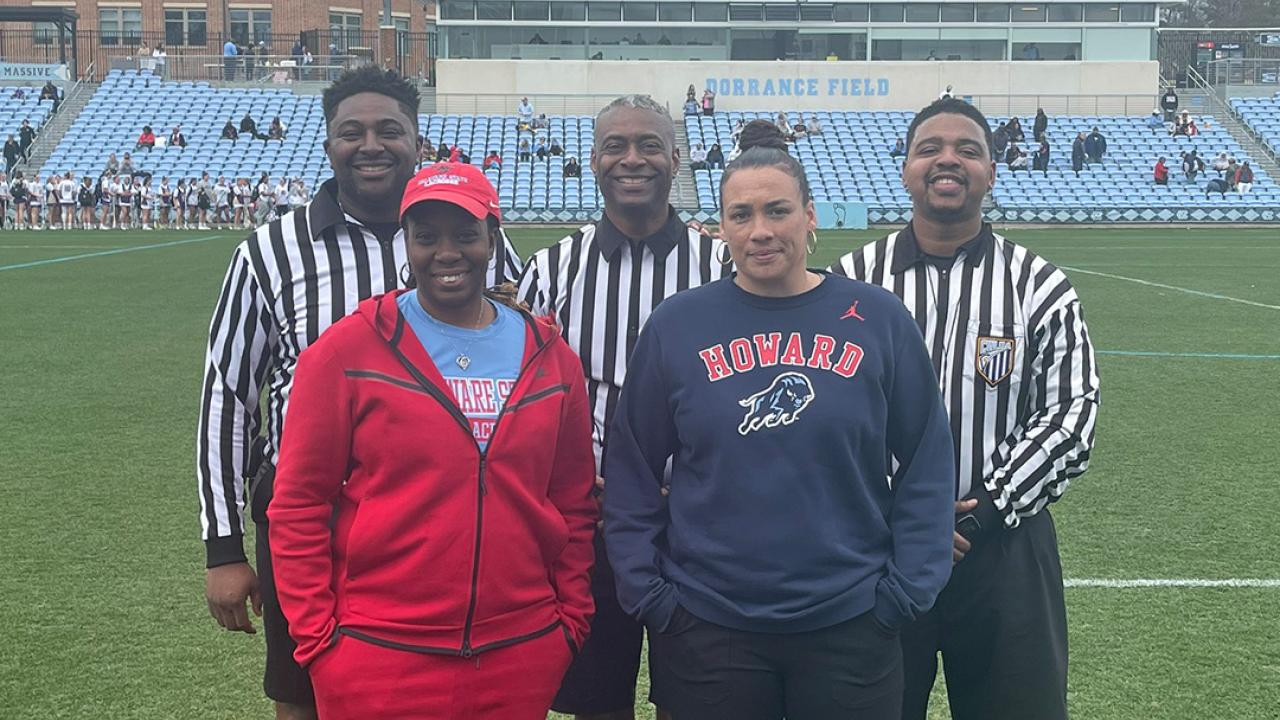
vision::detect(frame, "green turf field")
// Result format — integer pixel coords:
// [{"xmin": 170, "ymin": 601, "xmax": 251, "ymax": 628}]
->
[{"xmin": 1, "ymin": 226, "xmax": 1277, "ymax": 719}]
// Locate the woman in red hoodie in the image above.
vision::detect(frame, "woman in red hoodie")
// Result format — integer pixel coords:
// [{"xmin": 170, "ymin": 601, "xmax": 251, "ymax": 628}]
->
[{"xmin": 269, "ymin": 162, "xmax": 597, "ymax": 719}]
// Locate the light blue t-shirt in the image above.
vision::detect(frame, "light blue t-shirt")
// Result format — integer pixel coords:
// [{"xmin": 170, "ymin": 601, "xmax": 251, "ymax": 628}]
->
[{"xmin": 397, "ymin": 292, "xmax": 525, "ymax": 450}]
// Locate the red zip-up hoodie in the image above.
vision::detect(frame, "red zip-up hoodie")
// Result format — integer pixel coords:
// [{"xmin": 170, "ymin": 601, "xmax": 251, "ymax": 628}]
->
[{"xmin": 269, "ymin": 290, "xmax": 597, "ymax": 667}]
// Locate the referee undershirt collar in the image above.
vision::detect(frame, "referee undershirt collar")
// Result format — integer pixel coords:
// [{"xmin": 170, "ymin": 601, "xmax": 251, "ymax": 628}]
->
[
  {"xmin": 595, "ymin": 207, "xmax": 683, "ymax": 261},
  {"xmin": 891, "ymin": 221, "xmax": 994, "ymax": 274}
]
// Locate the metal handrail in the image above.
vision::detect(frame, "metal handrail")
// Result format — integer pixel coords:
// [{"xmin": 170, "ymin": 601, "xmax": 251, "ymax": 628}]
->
[
  {"xmin": 22, "ymin": 61, "xmax": 95, "ymax": 169},
  {"xmin": 1186, "ymin": 65, "xmax": 1280, "ymax": 168}
]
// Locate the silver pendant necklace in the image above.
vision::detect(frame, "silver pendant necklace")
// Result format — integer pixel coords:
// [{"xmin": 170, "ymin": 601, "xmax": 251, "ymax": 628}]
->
[{"xmin": 433, "ymin": 299, "xmax": 489, "ymax": 371}]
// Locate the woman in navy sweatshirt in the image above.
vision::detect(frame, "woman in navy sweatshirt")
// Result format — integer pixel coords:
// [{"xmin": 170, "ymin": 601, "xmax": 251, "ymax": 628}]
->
[{"xmin": 603, "ymin": 130, "xmax": 956, "ymax": 720}]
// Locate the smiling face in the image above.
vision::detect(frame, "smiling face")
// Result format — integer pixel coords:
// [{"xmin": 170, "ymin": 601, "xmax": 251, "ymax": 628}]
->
[
  {"xmin": 903, "ymin": 112, "xmax": 995, "ymax": 224},
  {"xmin": 591, "ymin": 105, "xmax": 677, "ymax": 218},
  {"xmin": 403, "ymin": 200, "xmax": 496, "ymax": 315},
  {"xmin": 324, "ymin": 91, "xmax": 419, "ymax": 222},
  {"xmin": 720, "ymin": 166, "xmax": 815, "ymax": 296}
]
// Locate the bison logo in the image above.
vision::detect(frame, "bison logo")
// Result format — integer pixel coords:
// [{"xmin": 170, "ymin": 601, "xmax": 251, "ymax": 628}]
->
[{"xmin": 737, "ymin": 372, "xmax": 816, "ymax": 436}]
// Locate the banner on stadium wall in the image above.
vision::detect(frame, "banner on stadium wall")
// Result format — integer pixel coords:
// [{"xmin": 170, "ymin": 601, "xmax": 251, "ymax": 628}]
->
[
  {"xmin": 815, "ymin": 202, "xmax": 868, "ymax": 230},
  {"xmin": 0, "ymin": 63, "xmax": 69, "ymax": 82}
]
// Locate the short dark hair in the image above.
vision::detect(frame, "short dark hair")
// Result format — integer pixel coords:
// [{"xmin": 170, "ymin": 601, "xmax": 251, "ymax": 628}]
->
[
  {"xmin": 905, "ymin": 98, "xmax": 994, "ymax": 157},
  {"xmin": 720, "ymin": 120, "xmax": 812, "ymax": 205},
  {"xmin": 322, "ymin": 65, "xmax": 420, "ymax": 132}
]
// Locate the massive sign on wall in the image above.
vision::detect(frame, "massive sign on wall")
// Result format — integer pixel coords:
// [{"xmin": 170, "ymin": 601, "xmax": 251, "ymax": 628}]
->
[{"xmin": 438, "ymin": 60, "xmax": 1160, "ymax": 113}]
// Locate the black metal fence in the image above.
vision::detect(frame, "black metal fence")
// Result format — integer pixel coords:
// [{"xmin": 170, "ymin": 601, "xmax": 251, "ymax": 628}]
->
[{"xmin": 0, "ymin": 27, "xmax": 436, "ymax": 85}]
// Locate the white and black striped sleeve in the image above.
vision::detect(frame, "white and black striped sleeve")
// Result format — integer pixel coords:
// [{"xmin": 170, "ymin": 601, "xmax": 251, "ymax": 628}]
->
[
  {"xmin": 988, "ymin": 292, "xmax": 1098, "ymax": 528},
  {"xmin": 516, "ymin": 243, "xmax": 552, "ymax": 316},
  {"xmin": 196, "ymin": 244, "xmax": 277, "ymax": 567},
  {"xmin": 493, "ymin": 228, "xmax": 524, "ymax": 287}
]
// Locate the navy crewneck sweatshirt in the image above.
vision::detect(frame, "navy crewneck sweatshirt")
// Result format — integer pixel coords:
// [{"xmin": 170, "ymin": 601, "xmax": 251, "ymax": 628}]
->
[{"xmin": 603, "ymin": 273, "xmax": 955, "ymax": 634}]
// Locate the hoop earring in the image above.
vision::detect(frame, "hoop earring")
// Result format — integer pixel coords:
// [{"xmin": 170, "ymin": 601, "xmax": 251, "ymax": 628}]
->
[
  {"xmin": 716, "ymin": 242, "xmax": 734, "ymax": 266},
  {"xmin": 399, "ymin": 262, "xmax": 416, "ymax": 288},
  {"xmin": 806, "ymin": 230, "xmax": 818, "ymax": 255}
]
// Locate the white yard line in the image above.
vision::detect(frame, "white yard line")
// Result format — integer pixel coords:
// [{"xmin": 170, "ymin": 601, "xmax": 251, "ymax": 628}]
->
[
  {"xmin": 0, "ymin": 235, "xmax": 226, "ymax": 272},
  {"xmin": 1065, "ymin": 578, "xmax": 1280, "ymax": 589},
  {"xmin": 1060, "ymin": 265, "xmax": 1280, "ymax": 311}
]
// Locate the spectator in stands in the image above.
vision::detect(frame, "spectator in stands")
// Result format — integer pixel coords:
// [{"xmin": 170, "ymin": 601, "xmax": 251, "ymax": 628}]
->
[
  {"xmin": 139, "ymin": 41, "xmax": 153, "ymax": 71},
  {"xmin": 1147, "ymin": 109, "xmax": 1164, "ymax": 134},
  {"xmin": 267, "ymin": 117, "xmax": 286, "ymax": 141},
  {"xmin": 435, "ymin": 141, "xmax": 450, "ymax": 162},
  {"xmin": 1173, "ymin": 111, "xmax": 1190, "ymax": 136},
  {"xmin": 40, "ymin": 81, "xmax": 60, "ymax": 113},
  {"xmin": 104, "ymin": 152, "xmax": 119, "ymax": 175},
  {"xmin": 242, "ymin": 112, "xmax": 268, "ymax": 141},
  {"xmin": 1033, "ymin": 138, "xmax": 1051, "ymax": 176},
  {"xmin": 221, "ymin": 120, "xmax": 239, "ymax": 141},
  {"xmin": 1185, "ymin": 119, "xmax": 1199, "ymax": 137},
  {"xmin": 153, "ymin": 44, "xmax": 168, "ymax": 77},
  {"xmin": 1218, "ymin": 156, "xmax": 1239, "ymax": 188},
  {"xmin": 707, "ymin": 142, "xmax": 725, "ymax": 169},
  {"xmin": 518, "ymin": 138, "xmax": 532, "ymax": 162},
  {"xmin": 563, "ymin": 155, "xmax": 581, "ymax": 178},
  {"xmin": 992, "ymin": 122, "xmax": 1010, "ymax": 161},
  {"xmin": 890, "ymin": 136, "xmax": 907, "ymax": 158},
  {"xmin": 806, "ymin": 115, "xmax": 823, "ymax": 135},
  {"xmin": 686, "ymin": 84, "xmax": 697, "ymax": 103},
  {"xmin": 483, "ymin": 149, "xmax": 502, "ymax": 170},
  {"xmin": 1033, "ymin": 108, "xmax": 1048, "ymax": 143},
  {"xmin": 3, "ymin": 135, "xmax": 19, "ymax": 175},
  {"xmin": 534, "ymin": 136, "xmax": 550, "ymax": 160},
  {"xmin": 549, "ymin": 138, "xmax": 563, "ymax": 156},
  {"xmin": 1005, "ymin": 142, "xmax": 1028, "ymax": 172},
  {"xmin": 1212, "ymin": 152, "xmax": 1230, "ymax": 176},
  {"xmin": 136, "ymin": 125, "xmax": 156, "ymax": 151},
  {"xmin": 517, "ymin": 97, "xmax": 534, "ymax": 129},
  {"xmin": 1071, "ymin": 132, "xmax": 1086, "ymax": 177},
  {"xmin": 1007, "ymin": 116, "xmax": 1025, "ymax": 143},
  {"xmin": 1161, "ymin": 87, "xmax": 1179, "ymax": 122},
  {"xmin": 1205, "ymin": 176, "xmax": 1231, "ymax": 198},
  {"xmin": 1084, "ymin": 127, "xmax": 1107, "ymax": 163},
  {"xmin": 1236, "ymin": 161, "xmax": 1254, "ymax": 194},
  {"xmin": 18, "ymin": 119, "xmax": 35, "ymax": 162},
  {"xmin": 119, "ymin": 153, "xmax": 135, "ymax": 177},
  {"xmin": 223, "ymin": 38, "xmax": 239, "ymax": 81},
  {"xmin": 169, "ymin": 124, "xmax": 187, "ymax": 148},
  {"xmin": 302, "ymin": 48, "xmax": 314, "ymax": 80},
  {"xmin": 532, "ymin": 113, "xmax": 549, "ymax": 131},
  {"xmin": 689, "ymin": 142, "xmax": 708, "ymax": 170},
  {"xmin": 730, "ymin": 119, "xmax": 745, "ymax": 147},
  {"xmin": 682, "ymin": 97, "xmax": 699, "ymax": 116},
  {"xmin": 702, "ymin": 88, "xmax": 716, "ymax": 116},
  {"xmin": 939, "ymin": 84, "xmax": 954, "ymax": 100},
  {"xmin": 9, "ymin": 88, "xmax": 25, "ymax": 100},
  {"xmin": 1181, "ymin": 149, "xmax": 1204, "ymax": 182}
]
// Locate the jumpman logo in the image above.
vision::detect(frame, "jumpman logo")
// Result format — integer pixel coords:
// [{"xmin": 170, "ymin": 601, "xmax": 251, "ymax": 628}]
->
[{"xmin": 841, "ymin": 300, "xmax": 864, "ymax": 321}]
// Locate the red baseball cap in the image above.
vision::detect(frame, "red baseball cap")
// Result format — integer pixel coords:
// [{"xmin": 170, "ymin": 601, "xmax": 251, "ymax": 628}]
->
[{"xmin": 399, "ymin": 162, "xmax": 502, "ymax": 223}]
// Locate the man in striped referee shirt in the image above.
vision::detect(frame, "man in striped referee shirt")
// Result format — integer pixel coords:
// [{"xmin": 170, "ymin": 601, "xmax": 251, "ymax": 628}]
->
[
  {"xmin": 197, "ymin": 66, "xmax": 521, "ymax": 719},
  {"xmin": 831, "ymin": 98, "xmax": 1099, "ymax": 720},
  {"xmin": 519, "ymin": 94, "xmax": 729, "ymax": 720}
]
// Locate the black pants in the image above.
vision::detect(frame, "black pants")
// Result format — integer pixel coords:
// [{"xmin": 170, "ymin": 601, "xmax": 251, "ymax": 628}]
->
[
  {"xmin": 901, "ymin": 508, "xmax": 1068, "ymax": 720},
  {"xmin": 552, "ymin": 531, "xmax": 646, "ymax": 714},
  {"xmin": 251, "ymin": 463, "xmax": 316, "ymax": 706},
  {"xmin": 650, "ymin": 607, "xmax": 903, "ymax": 720}
]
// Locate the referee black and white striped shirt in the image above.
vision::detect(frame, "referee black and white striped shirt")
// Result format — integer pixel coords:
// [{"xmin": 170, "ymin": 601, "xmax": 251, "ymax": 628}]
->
[
  {"xmin": 830, "ymin": 223, "xmax": 1098, "ymax": 528},
  {"xmin": 518, "ymin": 209, "xmax": 729, "ymax": 465},
  {"xmin": 197, "ymin": 178, "xmax": 523, "ymax": 566}
]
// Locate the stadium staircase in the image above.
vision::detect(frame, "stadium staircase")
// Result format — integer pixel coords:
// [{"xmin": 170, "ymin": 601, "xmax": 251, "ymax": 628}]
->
[
  {"xmin": 21, "ymin": 76, "xmax": 97, "ymax": 175},
  {"xmin": 1182, "ymin": 75, "xmax": 1280, "ymax": 181},
  {"xmin": 672, "ymin": 121, "xmax": 700, "ymax": 210}
]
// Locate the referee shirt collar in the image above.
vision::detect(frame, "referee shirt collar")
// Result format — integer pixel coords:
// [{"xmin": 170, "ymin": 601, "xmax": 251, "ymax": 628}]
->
[
  {"xmin": 307, "ymin": 179, "xmax": 350, "ymax": 238},
  {"xmin": 891, "ymin": 221, "xmax": 994, "ymax": 274},
  {"xmin": 595, "ymin": 207, "xmax": 684, "ymax": 261}
]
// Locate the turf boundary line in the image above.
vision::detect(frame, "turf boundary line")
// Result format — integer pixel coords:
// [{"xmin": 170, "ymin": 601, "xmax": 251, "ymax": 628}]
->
[
  {"xmin": 1097, "ymin": 350, "xmax": 1280, "ymax": 360},
  {"xmin": 1065, "ymin": 578, "xmax": 1280, "ymax": 588},
  {"xmin": 1060, "ymin": 265, "xmax": 1280, "ymax": 311},
  {"xmin": 0, "ymin": 235, "xmax": 228, "ymax": 272}
]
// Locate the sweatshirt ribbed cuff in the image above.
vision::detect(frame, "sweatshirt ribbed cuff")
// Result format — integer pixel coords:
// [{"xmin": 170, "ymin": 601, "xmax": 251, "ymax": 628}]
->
[{"xmin": 205, "ymin": 534, "xmax": 248, "ymax": 569}]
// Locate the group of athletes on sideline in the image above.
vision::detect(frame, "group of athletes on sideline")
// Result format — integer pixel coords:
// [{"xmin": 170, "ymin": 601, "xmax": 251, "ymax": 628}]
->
[{"xmin": 0, "ymin": 170, "xmax": 312, "ymax": 230}]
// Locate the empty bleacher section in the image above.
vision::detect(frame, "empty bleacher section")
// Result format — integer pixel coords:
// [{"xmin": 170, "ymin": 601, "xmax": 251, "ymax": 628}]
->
[
  {"xmin": 688, "ymin": 110, "xmax": 1280, "ymax": 223},
  {"xmin": 1232, "ymin": 93, "xmax": 1280, "ymax": 159}
]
